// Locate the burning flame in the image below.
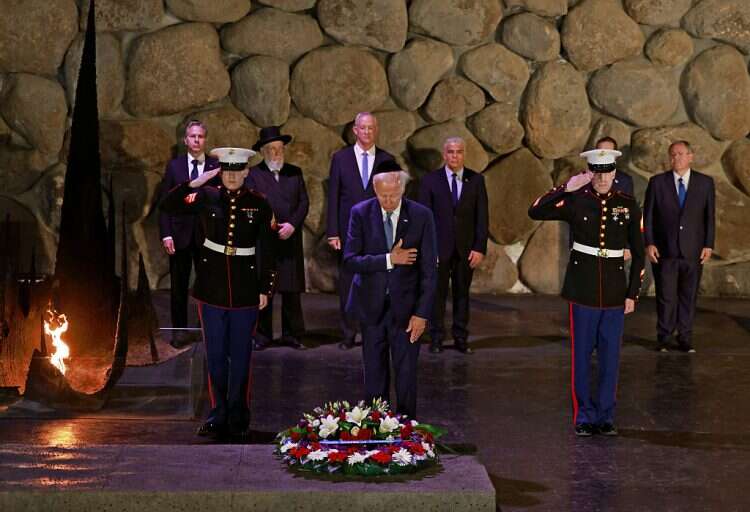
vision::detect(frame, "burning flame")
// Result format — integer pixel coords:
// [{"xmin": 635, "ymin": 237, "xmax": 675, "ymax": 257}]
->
[{"xmin": 44, "ymin": 310, "xmax": 70, "ymax": 375}]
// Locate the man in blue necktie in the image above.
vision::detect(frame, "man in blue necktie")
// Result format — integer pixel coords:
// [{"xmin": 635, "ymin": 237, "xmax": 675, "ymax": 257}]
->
[{"xmin": 644, "ymin": 140, "xmax": 715, "ymax": 353}]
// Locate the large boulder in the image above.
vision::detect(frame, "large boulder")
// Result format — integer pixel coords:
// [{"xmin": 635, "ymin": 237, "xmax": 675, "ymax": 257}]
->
[
  {"xmin": 99, "ymin": 119, "xmax": 173, "ymax": 173},
  {"xmin": 104, "ymin": 170, "xmax": 164, "ymax": 223},
  {"xmin": 165, "ymin": 0, "xmax": 251, "ymax": 22},
  {"xmin": 18, "ymin": 163, "xmax": 66, "ymax": 233},
  {"xmin": 281, "ymin": 116, "xmax": 345, "ymax": 181},
  {"xmin": 343, "ymin": 110, "xmax": 420, "ymax": 150},
  {"xmin": 484, "ymin": 148, "xmax": 552, "ymax": 245},
  {"xmin": 257, "ymin": 0, "xmax": 316, "ymax": 11},
  {"xmin": 303, "ymin": 178, "xmax": 327, "ymax": 235},
  {"xmin": 64, "ymin": 32, "xmax": 125, "ymax": 116},
  {"xmin": 182, "ymin": 105, "xmax": 259, "ymax": 153},
  {"xmin": 80, "ymin": 0, "xmax": 165, "ymax": 32},
  {"xmin": 682, "ymin": 0, "xmax": 750, "ymax": 54},
  {"xmin": 721, "ymin": 139, "xmax": 750, "ymax": 196},
  {"xmin": 318, "ymin": 0, "xmax": 408, "ymax": 53},
  {"xmin": 388, "ymin": 38, "xmax": 454, "ymax": 111},
  {"xmin": 501, "ymin": 13, "xmax": 560, "ymax": 62},
  {"xmin": 630, "ymin": 123, "xmax": 723, "ymax": 173},
  {"xmin": 682, "ymin": 45, "xmax": 750, "ymax": 141},
  {"xmin": 562, "ymin": 0, "xmax": 644, "ymax": 72},
  {"xmin": 588, "ymin": 59, "xmax": 680, "ymax": 127},
  {"xmin": 518, "ymin": 221, "xmax": 568, "ymax": 294},
  {"xmin": 231, "ymin": 56, "xmax": 291, "ymax": 127},
  {"xmin": 125, "ymin": 23, "xmax": 230, "ymax": 117},
  {"xmin": 291, "ymin": 46, "xmax": 389, "ymax": 127},
  {"xmin": 470, "ymin": 240, "xmax": 519, "ymax": 294},
  {"xmin": 522, "ymin": 61, "xmax": 590, "ymax": 159},
  {"xmin": 504, "ymin": 0, "xmax": 567, "ymax": 17},
  {"xmin": 645, "ymin": 29, "xmax": 694, "ymax": 68},
  {"xmin": 221, "ymin": 8, "xmax": 324, "ymax": 63},
  {"xmin": 408, "ymin": 122, "xmax": 488, "ymax": 172},
  {"xmin": 0, "ymin": 196, "xmax": 55, "ymax": 274},
  {"xmin": 0, "ymin": 0, "xmax": 78, "ymax": 75},
  {"xmin": 408, "ymin": 0, "xmax": 502, "ymax": 46},
  {"xmin": 0, "ymin": 74, "xmax": 67, "ymax": 155},
  {"xmin": 468, "ymin": 103, "xmax": 525, "ymax": 156},
  {"xmin": 586, "ymin": 116, "xmax": 632, "ymax": 151},
  {"xmin": 461, "ymin": 44, "xmax": 530, "ymax": 105},
  {"xmin": 306, "ymin": 235, "xmax": 338, "ymax": 292},
  {"xmin": 0, "ymin": 146, "xmax": 55, "ymax": 195},
  {"xmin": 714, "ymin": 181, "xmax": 750, "ymax": 262},
  {"xmin": 700, "ymin": 261, "xmax": 750, "ymax": 297},
  {"xmin": 623, "ymin": 0, "xmax": 691, "ymax": 26},
  {"xmin": 424, "ymin": 77, "xmax": 485, "ymax": 123}
]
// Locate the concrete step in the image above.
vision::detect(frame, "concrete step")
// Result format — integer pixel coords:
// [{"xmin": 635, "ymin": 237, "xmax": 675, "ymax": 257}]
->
[{"xmin": 0, "ymin": 444, "xmax": 495, "ymax": 511}]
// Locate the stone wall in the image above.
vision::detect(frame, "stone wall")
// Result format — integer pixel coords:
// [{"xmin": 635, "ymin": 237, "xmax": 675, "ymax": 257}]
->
[{"xmin": 1, "ymin": 0, "xmax": 750, "ymax": 297}]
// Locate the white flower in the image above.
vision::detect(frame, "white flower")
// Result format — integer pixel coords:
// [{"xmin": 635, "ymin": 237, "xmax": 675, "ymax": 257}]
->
[
  {"xmin": 307, "ymin": 450, "xmax": 327, "ymax": 461},
  {"xmin": 351, "ymin": 426, "xmax": 360, "ymax": 437},
  {"xmin": 312, "ymin": 419, "xmax": 320, "ymax": 427},
  {"xmin": 410, "ymin": 420, "xmax": 419, "ymax": 427},
  {"xmin": 280, "ymin": 441, "xmax": 297, "ymax": 453},
  {"xmin": 422, "ymin": 442, "xmax": 435, "ymax": 458},
  {"xmin": 378, "ymin": 416, "xmax": 400, "ymax": 434},
  {"xmin": 347, "ymin": 451, "xmax": 370, "ymax": 465},
  {"xmin": 392, "ymin": 448, "xmax": 413, "ymax": 466},
  {"xmin": 386, "ymin": 435, "xmax": 394, "ymax": 442},
  {"xmin": 346, "ymin": 406, "xmax": 370, "ymax": 426},
  {"xmin": 319, "ymin": 414, "xmax": 340, "ymax": 439}
]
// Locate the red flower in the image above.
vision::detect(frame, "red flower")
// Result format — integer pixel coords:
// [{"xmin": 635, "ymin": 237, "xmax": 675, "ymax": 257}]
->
[
  {"xmin": 371, "ymin": 411, "xmax": 382, "ymax": 421},
  {"xmin": 327, "ymin": 451, "xmax": 347, "ymax": 463},
  {"xmin": 423, "ymin": 433, "xmax": 434, "ymax": 444},
  {"xmin": 346, "ymin": 446, "xmax": 359, "ymax": 455},
  {"xmin": 308, "ymin": 432, "xmax": 319, "ymax": 442},
  {"xmin": 405, "ymin": 441, "xmax": 425, "ymax": 455},
  {"xmin": 371, "ymin": 451, "xmax": 392, "ymax": 465},
  {"xmin": 339, "ymin": 412, "xmax": 347, "ymax": 420},
  {"xmin": 290, "ymin": 431, "xmax": 302, "ymax": 442},
  {"xmin": 340, "ymin": 431, "xmax": 352, "ymax": 441},
  {"xmin": 311, "ymin": 442, "xmax": 322, "ymax": 451},
  {"xmin": 356, "ymin": 428, "xmax": 373, "ymax": 440},
  {"xmin": 306, "ymin": 426, "xmax": 313, "ymax": 432},
  {"xmin": 400, "ymin": 424, "xmax": 413, "ymax": 439},
  {"xmin": 289, "ymin": 446, "xmax": 310, "ymax": 459}
]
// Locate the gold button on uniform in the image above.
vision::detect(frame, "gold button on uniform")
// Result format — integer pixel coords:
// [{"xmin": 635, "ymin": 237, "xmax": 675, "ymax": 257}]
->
[
  {"xmin": 227, "ymin": 240, "xmax": 233, "ymax": 245},
  {"xmin": 230, "ymin": 215, "xmax": 235, "ymax": 220},
  {"xmin": 600, "ymin": 241, "xmax": 605, "ymax": 246},
  {"xmin": 229, "ymin": 223, "xmax": 235, "ymax": 228}
]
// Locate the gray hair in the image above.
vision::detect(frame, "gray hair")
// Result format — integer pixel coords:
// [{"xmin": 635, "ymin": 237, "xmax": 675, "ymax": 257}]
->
[
  {"xmin": 373, "ymin": 170, "xmax": 410, "ymax": 192},
  {"xmin": 443, "ymin": 136, "xmax": 465, "ymax": 149},
  {"xmin": 184, "ymin": 119, "xmax": 208, "ymax": 137},
  {"xmin": 354, "ymin": 111, "xmax": 377, "ymax": 127}
]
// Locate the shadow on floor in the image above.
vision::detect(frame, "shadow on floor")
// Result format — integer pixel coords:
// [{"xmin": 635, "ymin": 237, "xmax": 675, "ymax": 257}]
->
[
  {"xmin": 489, "ymin": 472, "xmax": 549, "ymax": 509},
  {"xmin": 618, "ymin": 428, "xmax": 750, "ymax": 451}
]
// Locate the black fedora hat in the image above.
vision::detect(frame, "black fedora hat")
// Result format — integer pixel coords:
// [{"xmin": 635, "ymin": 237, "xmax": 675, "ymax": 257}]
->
[{"xmin": 252, "ymin": 126, "xmax": 292, "ymax": 151}]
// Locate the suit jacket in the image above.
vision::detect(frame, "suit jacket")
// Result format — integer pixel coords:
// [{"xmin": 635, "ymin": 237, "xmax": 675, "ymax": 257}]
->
[
  {"xmin": 643, "ymin": 170, "xmax": 715, "ymax": 261},
  {"xmin": 613, "ymin": 170, "xmax": 634, "ymax": 196},
  {"xmin": 343, "ymin": 198, "xmax": 437, "ymax": 328},
  {"xmin": 246, "ymin": 162, "xmax": 309, "ymax": 292},
  {"xmin": 326, "ymin": 145, "xmax": 394, "ymax": 240},
  {"xmin": 417, "ymin": 167, "xmax": 489, "ymax": 262},
  {"xmin": 158, "ymin": 155, "xmax": 220, "ymax": 250}
]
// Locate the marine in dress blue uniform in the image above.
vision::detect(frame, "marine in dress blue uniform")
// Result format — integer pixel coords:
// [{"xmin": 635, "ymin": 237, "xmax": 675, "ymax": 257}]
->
[
  {"xmin": 160, "ymin": 147, "xmax": 277, "ymax": 438},
  {"xmin": 529, "ymin": 149, "xmax": 645, "ymax": 437}
]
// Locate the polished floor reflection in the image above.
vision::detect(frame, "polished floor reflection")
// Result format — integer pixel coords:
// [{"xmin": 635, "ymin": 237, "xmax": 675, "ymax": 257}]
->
[{"xmin": 1, "ymin": 293, "xmax": 748, "ymax": 511}]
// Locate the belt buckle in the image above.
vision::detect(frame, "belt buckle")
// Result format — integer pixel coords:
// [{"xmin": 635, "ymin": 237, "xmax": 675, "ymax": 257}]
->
[
  {"xmin": 224, "ymin": 245, "xmax": 237, "ymax": 256},
  {"xmin": 598, "ymin": 248, "xmax": 608, "ymax": 258}
]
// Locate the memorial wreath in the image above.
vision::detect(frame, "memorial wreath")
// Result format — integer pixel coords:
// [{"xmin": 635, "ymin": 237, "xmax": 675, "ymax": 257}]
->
[{"xmin": 275, "ymin": 398, "xmax": 445, "ymax": 475}]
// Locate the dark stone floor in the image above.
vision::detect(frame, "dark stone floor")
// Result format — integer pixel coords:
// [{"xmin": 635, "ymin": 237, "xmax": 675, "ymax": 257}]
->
[{"xmin": 1, "ymin": 292, "xmax": 749, "ymax": 511}]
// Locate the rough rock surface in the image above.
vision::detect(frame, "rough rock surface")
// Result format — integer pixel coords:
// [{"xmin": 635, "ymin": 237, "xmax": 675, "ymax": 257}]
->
[
  {"xmin": 424, "ymin": 77, "xmax": 485, "ymax": 123},
  {"xmin": 99, "ymin": 120, "xmax": 173, "ymax": 173},
  {"xmin": 471, "ymin": 241, "xmax": 519, "ymax": 294},
  {"xmin": 282, "ymin": 117, "xmax": 345, "ymax": 182},
  {"xmin": 501, "ymin": 13, "xmax": 560, "ymax": 62},
  {"xmin": 714, "ymin": 181, "xmax": 750, "ymax": 262},
  {"xmin": 231, "ymin": 56, "xmax": 291, "ymax": 127},
  {"xmin": 682, "ymin": 0, "xmax": 750, "ymax": 54},
  {"xmin": 630, "ymin": 123, "xmax": 723, "ymax": 173},
  {"xmin": 588, "ymin": 59, "xmax": 680, "ymax": 127},
  {"xmin": 519, "ymin": 221, "xmax": 568, "ymax": 294},
  {"xmin": 504, "ymin": 0, "xmax": 567, "ymax": 17},
  {"xmin": 522, "ymin": 61, "xmax": 590, "ymax": 159},
  {"xmin": 623, "ymin": 0, "xmax": 691, "ymax": 26},
  {"xmin": 318, "ymin": 0, "xmax": 408, "ymax": 53},
  {"xmin": 64, "ymin": 32, "xmax": 125, "ymax": 116},
  {"xmin": 721, "ymin": 139, "xmax": 750, "ymax": 196},
  {"xmin": 645, "ymin": 29, "xmax": 694, "ymax": 67},
  {"xmin": 484, "ymin": 148, "xmax": 552, "ymax": 245},
  {"xmin": 291, "ymin": 47, "xmax": 389, "ymax": 127},
  {"xmin": 468, "ymin": 104, "xmax": 525, "ymax": 156},
  {"xmin": 408, "ymin": 0, "xmax": 502, "ymax": 46},
  {"xmin": 221, "ymin": 8, "xmax": 324, "ymax": 63},
  {"xmin": 165, "ymin": 0, "xmax": 251, "ymax": 23},
  {"xmin": 344, "ymin": 110, "xmax": 420, "ymax": 150},
  {"xmin": 408, "ymin": 122, "xmax": 488, "ymax": 172},
  {"xmin": 125, "ymin": 23, "xmax": 230, "ymax": 117},
  {"xmin": 562, "ymin": 0, "xmax": 644, "ymax": 72},
  {"xmin": 461, "ymin": 44, "xmax": 530, "ymax": 104},
  {"xmin": 682, "ymin": 45, "xmax": 750, "ymax": 141},
  {"xmin": 0, "ymin": 0, "xmax": 78, "ymax": 75},
  {"xmin": 183, "ymin": 106, "xmax": 259, "ymax": 152},
  {"xmin": 81, "ymin": 0, "xmax": 164, "ymax": 32},
  {"xmin": 586, "ymin": 116, "xmax": 632, "ymax": 152},
  {"xmin": 256, "ymin": 0, "xmax": 316, "ymax": 11},
  {"xmin": 701, "ymin": 261, "xmax": 750, "ymax": 297},
  {"xmin": 388, "ymin": 38, "xmax": 454, "ymax": 111},
  {"xmin": 0, "ymin": 74, "xmax": 68, "ymax": 155}
]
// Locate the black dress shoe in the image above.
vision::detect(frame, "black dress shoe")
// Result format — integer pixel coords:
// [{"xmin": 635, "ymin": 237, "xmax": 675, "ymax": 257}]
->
[
  {"xmin": 338, "ymin": 338, "xmax": 355, "ymax": 350},
  {"xmin": 596, "ymin": 423, "xmax": 618, "ymax": 436},
  {"xmin": 574, "ymin": 423, "xmax": 594, "ymax": 437},
  {"xmin": 429, "ymin": 343, "xmax": 443, "ymax": 354},
  {"xmin": 454, "ymin": 340, "xmax": 473, "ymax": 354},
  {"xmin": 197, "ymin": 421, "xmax": 226, "ymax": 438},
  {"xmin": 677, "ymin": 339, "xmax": 695, "ymax": 353},
  {"xmin": 283, "ymin": 336, "xmax": 306, "ymax": 350},
  {"xmin": 253, "ymin": 336, "xmax": 272, "ymax": 351}
]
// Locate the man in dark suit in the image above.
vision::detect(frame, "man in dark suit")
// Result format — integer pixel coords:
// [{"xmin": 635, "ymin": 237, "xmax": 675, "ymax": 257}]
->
[
  {"xmin": 327, "ymin": 112, "xmax": 394, "ymax": 350},
  {"xmin": 595, "ymin": 137, "xmax": 634, "ymax": 196},
  {"xmin": 417, "ymin": 137, "xmax": 488, "ymax": 354},
  {"xmin": 246, "ymin": 127, "xmax": 309, "ymax": 350},
  {"xmin": 644, "ymin": 140, "xmax": 715, "ymax": 353},
  {"xmin": 158, "ymin": 120, "xmax": 220, "ymax": 347},
  {"xmin": 344, "ymin": 161, "xmax": 437, "ymax": 419}
]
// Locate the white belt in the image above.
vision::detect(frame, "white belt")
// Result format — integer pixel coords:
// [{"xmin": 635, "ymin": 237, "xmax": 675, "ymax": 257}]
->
[
  {"xmin": 203, "ymin": 239, "xmax": 255, "ymax": 256},
  {"xmin": 572, "ymin": 242, "xmax": 624, "ymax": 258}
]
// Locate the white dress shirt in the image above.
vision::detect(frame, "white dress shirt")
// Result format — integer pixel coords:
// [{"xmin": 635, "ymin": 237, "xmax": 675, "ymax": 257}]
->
[
  {"xmin": 445, "ymin": 166, "xmax": 464, "ymax": 199},
  {"xmin": 382, "ymin": 201, "xmax": 402, "ymax": 270},
  {"xmin": 354, "ymin": 143, "xmax": 376, "ymax": 184},
  {"xmin": 673, "ymin": 168, "xmax": 691, "ymax": 195}
]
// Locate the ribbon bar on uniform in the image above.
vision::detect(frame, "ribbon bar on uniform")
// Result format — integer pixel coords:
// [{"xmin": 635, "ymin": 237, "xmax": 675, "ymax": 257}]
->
[
  {"xmin": 203, "ymin": 239, "xmax": 255, "ymax": 256},
  {"xmin": 572, "ymin": 242, "xmax": 624, "ymax": 258}
]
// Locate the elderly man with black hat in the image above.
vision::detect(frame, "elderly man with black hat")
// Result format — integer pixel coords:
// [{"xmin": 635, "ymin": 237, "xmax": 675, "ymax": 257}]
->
[
  {"xmin": 529, "ymin": 148, "xmax": 645, "ymax": 437},
  {"xmin": 246, "ymin": 127, "xmax": 309, "ymax": 350},
  {"xmin": 160, "ymin": 147, "xmax": 277, "ymax": 439}
]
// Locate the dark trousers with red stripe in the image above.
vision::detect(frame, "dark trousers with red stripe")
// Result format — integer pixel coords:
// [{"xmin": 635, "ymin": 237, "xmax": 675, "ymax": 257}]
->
[
  {"xmin": 569, "ymin": 303, "xmax": 624, "ymax": 426},
  {"xmin": 199, "ymin": 303, "xmax": 258, "ymax": 430}
]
